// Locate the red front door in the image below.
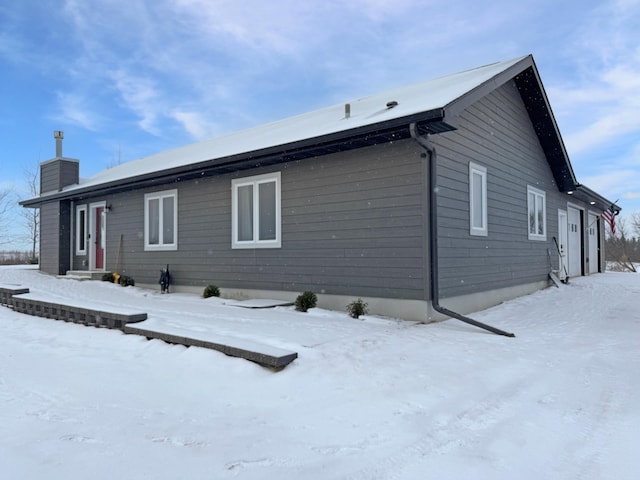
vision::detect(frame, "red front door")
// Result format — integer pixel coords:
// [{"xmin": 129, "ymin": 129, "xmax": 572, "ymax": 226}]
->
[{"xmin": 95, "ymin": 207, "xmax": 105, "ymax": 269}]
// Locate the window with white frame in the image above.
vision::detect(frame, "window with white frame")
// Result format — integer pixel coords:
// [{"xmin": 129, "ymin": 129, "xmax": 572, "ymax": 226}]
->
[
  {"xmin": 527, "ymin": 185, "xmax": 546, "ymax": 240},
  {"xmin": 232, "ymin": 172, "xmax": 281, "ymax": 248},
  {"xmin": 144, "ymin": 189, "xmax": 178, "ymax": 251},
  {"xmin": 76, "ymin": 205, "xmax": 87, "ymax": 255},
  {"xmin": 469, "ymin": 162, "xmax": 488, "ymax": 236}
]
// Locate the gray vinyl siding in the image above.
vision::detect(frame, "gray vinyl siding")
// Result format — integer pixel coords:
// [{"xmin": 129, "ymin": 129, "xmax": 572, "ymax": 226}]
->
[
  {"xmin": 40, "ymin": 202, "xmax": 60, "ymax": 273},
  {"xmin": 40, "ymin": 163, "xmax": 60, "ymax": 194},
  {"xmin": 40, "ymin": 201, "xmax": 71, "ymax": 275},
  {"xmin": 433, "ymin": 79, "xmax": 567, "ymax": 299},
  {"xmin": 40, "ymin": 159, "xmax": 79, "ymax": 194},
  {"xmin": 84, "ymin": 140, "xmax": 428, "ymax": 300}
]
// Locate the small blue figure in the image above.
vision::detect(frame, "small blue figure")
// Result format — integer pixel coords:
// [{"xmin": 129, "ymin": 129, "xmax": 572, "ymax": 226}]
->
[{"xmin": 159, "ymin": 265, "xmax": 171, "ymax": 293}]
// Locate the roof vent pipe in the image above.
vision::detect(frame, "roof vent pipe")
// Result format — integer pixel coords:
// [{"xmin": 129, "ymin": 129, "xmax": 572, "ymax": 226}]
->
[
  {"xmin": 54, "ymin": 130, "xmax": 64, "ymax": 158},
  {"xmin": 345, "ymin": 103, "xmax": 351, "ymax": 119}
]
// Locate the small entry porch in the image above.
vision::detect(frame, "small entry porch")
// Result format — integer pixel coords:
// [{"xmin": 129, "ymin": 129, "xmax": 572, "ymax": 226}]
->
[{"xmin": 63, "ymin": 270, "xmax": 110, "ymax": 280}]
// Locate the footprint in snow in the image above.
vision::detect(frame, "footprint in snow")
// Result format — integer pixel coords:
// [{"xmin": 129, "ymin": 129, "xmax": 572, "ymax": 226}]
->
[
  {"xmin": 149, "ymin": 435, "xmax": 206, "ymax": 447},
  {"xmin": 225, "ymin": 458, "xmax": 273, "ymax": 471},
  {"xmin": 59, "ymin": 434, "xmax": 98, "ymax": 443}
]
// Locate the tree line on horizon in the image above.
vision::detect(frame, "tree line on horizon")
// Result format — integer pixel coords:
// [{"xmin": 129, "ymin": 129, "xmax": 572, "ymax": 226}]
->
[
  {"xmin": 0, "ymin": 164, "xmax": 39, "ymax": 263},
  {"xmin": 605, "ymin": 214, "xmax": 640, "ymax": 272}
]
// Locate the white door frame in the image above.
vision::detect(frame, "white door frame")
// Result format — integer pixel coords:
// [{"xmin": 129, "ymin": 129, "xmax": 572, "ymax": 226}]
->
[
  {"xmin": 587, "ymin": 211, "xmax": 599, "ymax": 274},
  {"xmin": 557, "ymin": 209, "xmax": 568, "ymax": 280},
  {"xmin": 88, "ymin": 201, "xmax": 107, "ymax": 270}
]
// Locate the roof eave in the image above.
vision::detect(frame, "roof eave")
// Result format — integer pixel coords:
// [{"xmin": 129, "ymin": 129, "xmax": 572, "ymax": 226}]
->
[
  {"xmin": 513, "ymin": 59, "xmax": 579, "ymax": 192},
  {"xmin": 21, "ymin": 109, "xmax": 452, "ymax": 206},
  {"xmin": 569, "ymin": 185, "xmax": 621, "ymax": 213}
]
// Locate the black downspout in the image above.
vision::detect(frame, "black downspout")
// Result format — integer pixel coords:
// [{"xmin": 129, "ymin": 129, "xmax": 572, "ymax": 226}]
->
[{"xmin": 410, "ymin": 124, "xmax": 515, "ymax": 338}]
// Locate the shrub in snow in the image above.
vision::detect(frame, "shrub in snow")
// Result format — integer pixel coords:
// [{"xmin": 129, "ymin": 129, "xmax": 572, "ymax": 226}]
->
[
  {"xmin": 347, "ymin": 298, "xmax": 368, "ymax": 319},
  {"xmin": 203, "ymin": 285, "xmax": 220, "ymax": 298},
  {"xmin": 295, "ymin": 291, "xmax": 317, "ymax": 312},
  {"xmin": 102, "ymin": 273, "xmax": 115, "ymax": 282},
  {"xmin": 119, "ymin": 275, "xmax": 135, "ymax": 287}
]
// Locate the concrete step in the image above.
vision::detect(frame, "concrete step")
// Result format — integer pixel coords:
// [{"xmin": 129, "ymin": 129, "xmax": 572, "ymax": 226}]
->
[{"xmin": 63, "ymin": 270, "xmax": 109, "ymax": 281}]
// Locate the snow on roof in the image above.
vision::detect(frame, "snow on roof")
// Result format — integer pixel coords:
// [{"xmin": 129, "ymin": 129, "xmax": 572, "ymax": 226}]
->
[{"xmin": 68, "ymin": 55, "xmax": 528, "ymax": 193}]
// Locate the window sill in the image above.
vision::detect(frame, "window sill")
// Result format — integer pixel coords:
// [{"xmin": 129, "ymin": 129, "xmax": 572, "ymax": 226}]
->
[
  {"xmin": 232, "ymin": 241, "xmax": 281, "ymax": 249},
  {"xmin": 144, "ymin": 244, "xmax": 178, "ymax": 252},
  {"xmin": 528, "ymin": 234, "xmax": 547, "ymax": 241}
]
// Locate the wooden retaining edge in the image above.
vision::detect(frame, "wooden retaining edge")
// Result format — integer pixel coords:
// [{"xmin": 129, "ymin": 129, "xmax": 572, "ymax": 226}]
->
[{"xmin": 123, "ymin": 324, "xmax": 298, "ymax": 371}]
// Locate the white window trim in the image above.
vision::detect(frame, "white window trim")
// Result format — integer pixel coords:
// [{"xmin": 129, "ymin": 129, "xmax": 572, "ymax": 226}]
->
[
  {"xmin": 144, "ymin": 189, "xmax": 178, "ymax": 251},
  {"xmin": 469, "ymin": 162, "xmax": 488, "ymax": 236},
  {"xmin": 527, "ymin": 185, "xmax": 547, "ymax": 241},
  {"xmin": 76, "ymin": 204, "xmax": 87, "ymax": 255},
  {"xmin": 232, "ymin": 172, "xmax": 281, "ymax": 249}
]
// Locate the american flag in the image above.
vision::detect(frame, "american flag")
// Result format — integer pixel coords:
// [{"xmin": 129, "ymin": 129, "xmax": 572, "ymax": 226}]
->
[{"xmin": 602, "ymin": 207, "xmax": 617, "ymax": 236}]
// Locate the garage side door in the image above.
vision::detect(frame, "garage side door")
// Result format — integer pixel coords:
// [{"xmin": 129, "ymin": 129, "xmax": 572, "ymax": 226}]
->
[{"xmin": 567, "ymin": 206, "xmax": 583, "ymax": 277}]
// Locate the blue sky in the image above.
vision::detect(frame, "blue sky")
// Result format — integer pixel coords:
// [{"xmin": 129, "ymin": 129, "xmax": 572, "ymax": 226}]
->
[{"xmin": 1, "ymin": 0, "xmax": 639, "ymax": 248}]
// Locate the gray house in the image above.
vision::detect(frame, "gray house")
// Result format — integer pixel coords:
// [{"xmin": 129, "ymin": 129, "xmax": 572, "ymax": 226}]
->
[{"xmin": 22, "ymin": 54, "xmax": 620, "ymax": 322}]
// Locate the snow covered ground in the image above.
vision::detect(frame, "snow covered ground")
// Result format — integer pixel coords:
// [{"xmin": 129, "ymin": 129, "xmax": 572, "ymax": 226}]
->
[{"xmin": 1, "ymin": 266, "xmax": 638, "ymax": 479}]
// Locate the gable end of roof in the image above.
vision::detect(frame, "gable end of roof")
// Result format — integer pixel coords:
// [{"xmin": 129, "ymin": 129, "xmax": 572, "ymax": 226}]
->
[{"xmin": 513, "ymin": 64, "xmax": 578, "ymax": 192}]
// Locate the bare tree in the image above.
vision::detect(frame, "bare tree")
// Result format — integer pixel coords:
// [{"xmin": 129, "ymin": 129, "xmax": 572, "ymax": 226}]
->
[
  {"xmin": 606, "ymin": 218, "xmax": 637, "ymax": 272},
  {"xmin": 20, "ymin": 165, "xmax": 40, "ymax": 261},
  {"xmin": 0, "ymin": 188, "xmax": 15, "ymax": 245},
  {"xmin": 632, "ymin": 212, "xmax": 640, "ymax": 238}
]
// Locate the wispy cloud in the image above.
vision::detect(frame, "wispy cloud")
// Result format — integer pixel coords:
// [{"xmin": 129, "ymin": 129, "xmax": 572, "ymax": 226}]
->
[
  {"xmin": 13, "ymin": 0, "xmax": 522, "ymax": 151},
  {"xmin": 583, "ymin": 169, "xmax": 639, "ymax": 192},
  {"xmin": 109, "ymin": 70, "xmax": 162, "ymax": 136},
  {"xmin": 550, "ymin": 1, "xmax": 640, "ymax": 158},
  {"xmin": 52, "ymin": 0, "xmax": 535, "ymax": 143},
  {"xmin": 54, "ymin": 92, "xmax": 101, "ymax": 131},
  {"xmin": 564, "ymin": 107, "xmax": 639, "ymax": 155},
  {"xmin": 171, "ymin": 111, "xmax": 220, "ymax": 141},
  {"xmin": 577, "ymin": 127, "xmax": 640, "ymax": 204}
]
